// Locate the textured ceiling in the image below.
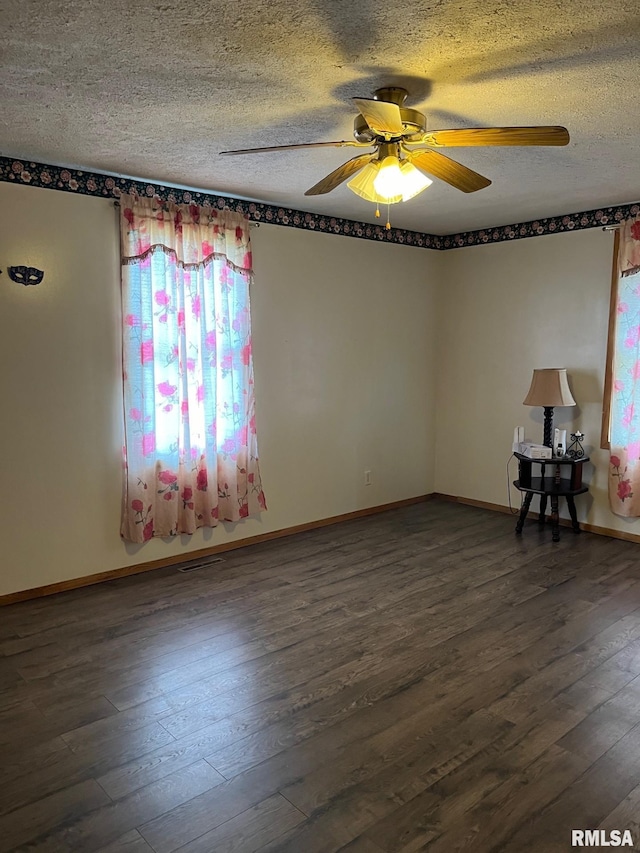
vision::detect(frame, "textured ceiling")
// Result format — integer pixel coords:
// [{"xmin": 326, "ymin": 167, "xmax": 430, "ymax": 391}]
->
[{"xmin": 2, "ymin": 0, "xmax": 640, "ymax": 234}]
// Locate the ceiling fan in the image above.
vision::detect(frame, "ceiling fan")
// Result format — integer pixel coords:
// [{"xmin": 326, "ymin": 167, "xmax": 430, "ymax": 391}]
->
[{"xmin": 221, "ymin": 86, "xmax": 569, "ymax": 213}]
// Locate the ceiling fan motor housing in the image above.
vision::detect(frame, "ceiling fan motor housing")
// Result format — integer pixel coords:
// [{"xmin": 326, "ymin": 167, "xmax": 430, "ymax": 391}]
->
[{"xmin": 353, "ymin": 106, "xmax": 426, "ymax": 143}]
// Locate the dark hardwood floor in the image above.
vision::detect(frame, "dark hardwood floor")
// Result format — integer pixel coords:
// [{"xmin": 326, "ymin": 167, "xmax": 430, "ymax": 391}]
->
[{"xmin": 2, "ymin": 499, "xmax": 640, "ymax": 852}]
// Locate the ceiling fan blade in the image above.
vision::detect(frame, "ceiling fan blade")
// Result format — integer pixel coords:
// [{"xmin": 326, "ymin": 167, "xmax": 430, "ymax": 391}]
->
[
  {"xmin": 305, "ymin": 153, "xmax": 375, "ymax": 196},
  {"xmin": 353, "ymin": 98, "xmax": 404, "ymax": 135},
  {"xmin": 405, "ymin": 149, "xmax": 492, "ymax": 193},
  {"xmin": 220, "ymin": 141, "xmax": 370, "ymax": 155},
  {"xmin": 422, "ymin": 126, "xmax": 570, "ymax": 147}
]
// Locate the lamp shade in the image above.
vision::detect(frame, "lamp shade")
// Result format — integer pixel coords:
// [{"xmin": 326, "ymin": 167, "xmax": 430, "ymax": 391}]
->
[
  {"xmin": 373, "ymin": 157, "xmax": 432, "ymax": 202},
  {"xmin": 348, "ymin": 157, "xmax": 433, "ymax": 205},
  {"xmin": 347, "ymin": 161, "xmax": 402, "ymax": 204},
  {"xmin": 523, "ymin": 368, "xmax": 576, "ymax": 407},
  {"xmin": 398, "ymin": 160, "xmax": 432, "ymax": 201},
  {"xmin": 374, "ymin": 156, "xmax": 404, "ymax": 200}
]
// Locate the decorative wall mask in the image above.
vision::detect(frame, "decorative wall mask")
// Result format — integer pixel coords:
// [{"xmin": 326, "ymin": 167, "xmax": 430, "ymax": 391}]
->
[{"xmin": 8, "ymin": 266, "xmax": 44, "ymax": 286}]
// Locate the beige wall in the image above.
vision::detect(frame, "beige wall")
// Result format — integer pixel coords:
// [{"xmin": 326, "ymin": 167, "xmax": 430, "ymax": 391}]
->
[
  {"xmin": 433, "ymin": 227, "xmax": 635, "ymax": 535},
  {"xmin": 2, "ymin": 178, "xmax": 632, "ymax": 597},
  {"xmin": 0, "ymin": 182, "xmax": 440, "ymax": 596}
]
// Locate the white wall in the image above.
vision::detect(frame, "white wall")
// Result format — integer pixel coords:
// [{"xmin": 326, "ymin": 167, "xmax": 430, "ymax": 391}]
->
[
  {"xmin": 433, "ymin": 227, "xmax": 635, "ymax": 535},
  {"xmin": 0, "ymin": 182, "xmax": 440, "ymax": 596}
]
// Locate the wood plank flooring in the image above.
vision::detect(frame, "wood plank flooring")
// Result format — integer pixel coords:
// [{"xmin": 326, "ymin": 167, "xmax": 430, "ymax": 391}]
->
[{"xmin": 2, "ymin": 499, "xmax": 640, "ymax": 851}]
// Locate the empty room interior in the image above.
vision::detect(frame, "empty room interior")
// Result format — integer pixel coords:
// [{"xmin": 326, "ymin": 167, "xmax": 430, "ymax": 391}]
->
[{"xmin": 3, "ymin": 1, "xmax": 640, "ymax": 851}]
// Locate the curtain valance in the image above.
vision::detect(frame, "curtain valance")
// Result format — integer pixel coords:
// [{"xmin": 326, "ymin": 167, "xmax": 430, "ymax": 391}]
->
[
  {"xmin": 619, "ymin": 215, "xmax": 640, "ymax": 278},
  {"xmin": 120, "ymin": 194, "xmax": 253, "ymax": 272}
]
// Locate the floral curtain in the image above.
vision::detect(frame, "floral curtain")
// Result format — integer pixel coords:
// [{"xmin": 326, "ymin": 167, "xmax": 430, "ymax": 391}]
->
[
  {"xmin": 609, "ymin": 215, "xmax": 640, "ymax": 515},
  {"xmin": 119, "ymin": 194, "xmax": 266, "ymax": 542}
]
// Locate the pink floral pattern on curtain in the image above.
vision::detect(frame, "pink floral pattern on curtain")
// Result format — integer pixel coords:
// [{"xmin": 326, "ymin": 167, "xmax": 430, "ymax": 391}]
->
[
  {"xmin": 609, "ymin": 215, "xmax": 640, "ymax": 515},
  {"xmin": 120, "ymin": 194, "xmax": 266, "ymax": 542}
]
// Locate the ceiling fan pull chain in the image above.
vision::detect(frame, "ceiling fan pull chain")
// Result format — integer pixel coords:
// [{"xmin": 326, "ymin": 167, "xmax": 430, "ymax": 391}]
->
[
  {"xmin": 386, "ymin": 203, "xmax": 391, "ymax": 231},
  {"xmin": 375, "ymin": 203, "xmax": 380, "ymax": 219}
]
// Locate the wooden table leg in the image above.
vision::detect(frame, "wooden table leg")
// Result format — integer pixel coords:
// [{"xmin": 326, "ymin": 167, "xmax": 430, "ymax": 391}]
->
[
  {"xmin": 538, "ymin": 494, "xmax": 547, "ymax": 525},
  {"xmin": 515, "ymin": 492, "xmax": 534, "ymax": 534},
  {"xmin": 566, "ymin": 496, "xmax": 581, "ymax": 533},
  {"xmin": 550, "ymin": 494, "xmax": 560, "ymax": 542}
]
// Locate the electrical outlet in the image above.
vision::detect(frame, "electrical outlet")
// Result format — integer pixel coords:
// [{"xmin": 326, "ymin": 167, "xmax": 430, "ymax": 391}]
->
[{"xmin": 364, "ymin": 470, "xmax": 372, "ymax": 486}]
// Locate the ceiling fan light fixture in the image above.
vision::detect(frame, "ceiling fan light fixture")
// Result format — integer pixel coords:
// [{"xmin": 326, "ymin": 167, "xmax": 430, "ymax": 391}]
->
[
  {"xmin": 366, "ymin": 155, "xmax": 432, "ymax": 203},
  {"xmin": 347, "ymin": 161, "xmax": 402, "ymax": 204},
  {"xmin": 398, "ymin": 160, "xmax": 433, "ymax": 201},
  {"xmin": 373, "ymin": 155, "xmax": 405, "ymax": 200}
]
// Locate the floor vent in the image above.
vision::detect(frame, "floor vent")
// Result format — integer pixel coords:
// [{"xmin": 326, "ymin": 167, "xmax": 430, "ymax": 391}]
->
[{"xmin": 177, "ymin": 556, "xmax": 225, "ymax": 573}]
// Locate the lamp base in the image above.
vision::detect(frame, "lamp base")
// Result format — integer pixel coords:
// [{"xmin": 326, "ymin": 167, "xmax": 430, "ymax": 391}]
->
[{"xmin": 543, "ymin": 406, "xmax": 554, "ymax": 448}]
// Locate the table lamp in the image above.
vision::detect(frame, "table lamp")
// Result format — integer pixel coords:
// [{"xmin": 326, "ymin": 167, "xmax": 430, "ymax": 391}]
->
[{"xmin": 523, "ymin": 368, "xmax": 576, "ymax": 448}]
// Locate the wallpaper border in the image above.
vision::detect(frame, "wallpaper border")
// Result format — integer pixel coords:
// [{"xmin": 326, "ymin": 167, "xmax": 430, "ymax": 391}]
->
[
  {"xmin": 1, "ymin": 155, "xmax": 638, "ymax": 250},
  {"xmin": 0, "ymin": 156, "xmax": 442, "ymax": 250}
]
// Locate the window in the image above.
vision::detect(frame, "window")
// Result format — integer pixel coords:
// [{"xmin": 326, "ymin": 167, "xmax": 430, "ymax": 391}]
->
[{"xmin": 119, "ymin": 195, "xmax": 266, "ymax": 542}]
